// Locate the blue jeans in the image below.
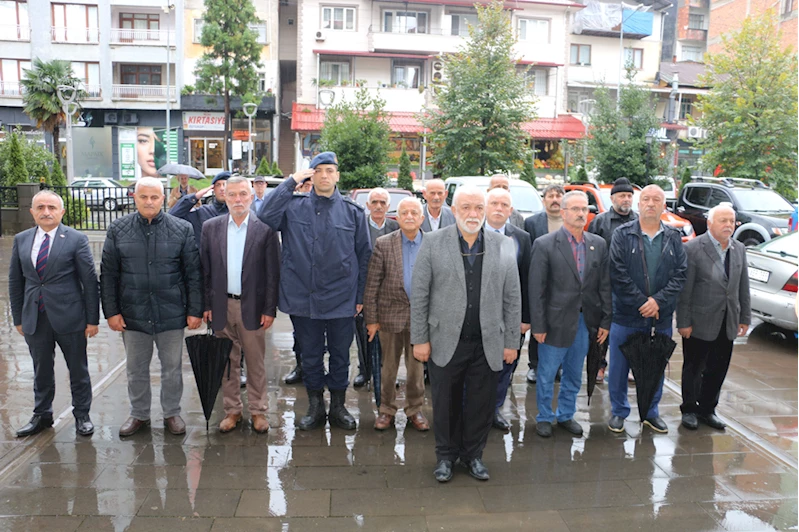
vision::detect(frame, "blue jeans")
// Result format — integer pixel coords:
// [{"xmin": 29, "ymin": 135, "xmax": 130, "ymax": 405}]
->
[
  {"xmin": 536, "ymin": 313, "xmax": 589, "ymax": 423},
  {"xmin": 608, "ymin": 322, "xmax": 672, "ymax": 420}
]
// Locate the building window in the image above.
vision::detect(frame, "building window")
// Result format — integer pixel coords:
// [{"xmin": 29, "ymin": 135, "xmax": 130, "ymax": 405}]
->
[
  {"xmin": 383, "ymin": 10, "xmax": 427, "ymax": 34},
  {"xmin": 518, "ymin": 18, "xmax": 549, "ymax": 43},
  {"xmin": 567, "ymin": 87, "xmax": 594, "ymax": 113},
  {"xmin": 322, "ymin": 6, "xmax": 355, "ymax": 31},
  {"xmin": 682, "ymin": 45, "xmax": 703, "ymax": 62},
  {"xmin": 71, "ymin": 61, "xmax": 100, "ymax": 96},
  {"xmin": 451, "ymin": 13, "xmax": 477, "ymax": 36},
  {"xmin": 525, "ymin": 68, "xmax": 548, "ymax": 96},
  {"xmin": 121, "ymin": 64, "xmax": 162, "ymax": 85},
  {"xmin": 624, "ymin": 47, "xmax": 643, "ymax": 69},
  {"xmin": 0, "ymin": 1, "xmax": 30, "ymax": 40},
  {"xmin": 679, "ymin": 98, "xmax": 694, "ymax": 120},
  {"xmin": 193, "ymin": 18, "xmax": 204, "ymax": 43},
  {"xmin": 249, "ymin": 22, "xmax": 268, "ymax": 44},
  {"xmin": 0, "ymin": 58, "xmax": 30, "ymax": 95},
  {"xmin": 570, "ymin": 44, "xmax": 591, "ymax": 65},
  {"xmin": 783, "ymin": 0, "xmax": 795, "ymax": 15},
  {"xmin": 688, "ymin": 14, "xmax": 706, "ymax": 30},
  {"xmin": 320, "ymin": 57, "xmax": 351, "ymax": 85},
  {"xmin": 391, "ymin": 60, "xmax": 422, "ymax": 88},
  {"xmin": 51, "ymin": 3, "xmax": 99, "ymax": 43}
]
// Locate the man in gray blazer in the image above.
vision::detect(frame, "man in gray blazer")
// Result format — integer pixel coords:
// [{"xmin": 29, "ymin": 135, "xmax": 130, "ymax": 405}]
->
[
  {"xmin": 9, "ymin": 190, "xmax": 99, "ymax": 437},
  {"xmin": 420, "ymin": 178, "xmax": 456, "ymax": 232},
  {"xmin": 529, "ymin": 190, "xmax": 611, "ymax": 438},
  {"xmin": 677, "ymin": 203, "xmax": 751, "ymax": 431},
  {"xmin": 411, "ymin": 186, "xmax": 521, "ymax": 483}
]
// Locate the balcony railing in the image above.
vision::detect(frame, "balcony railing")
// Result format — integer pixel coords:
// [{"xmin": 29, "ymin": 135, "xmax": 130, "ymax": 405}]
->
[
  {"xmin": 84, "ymin": 84, "xmax": 102, "ymax": 98},
  {"xmin": 112, "ymin": 84, "xmax": 176, "ymax": 101},
  {"xmin": 51, "ymin": 26, "xmax": 99, "ymax": 43},
  {"xmin": 687, "ymin": 0, "xmax": 710, "ymax": 9},
  {"xmin": 0, "ymin": 24, "xmax": 30, "ymax": 41},
  {"xmin": 110, "ymin": 28, "xmax": 175, "ymax": 45},
  {"xmin": 0, "ymin": 81, "xmax": 23, "ymax": 97},
  {"xmin": 683, "ymin": 28, "xmax": 708, "ymax": 41}
]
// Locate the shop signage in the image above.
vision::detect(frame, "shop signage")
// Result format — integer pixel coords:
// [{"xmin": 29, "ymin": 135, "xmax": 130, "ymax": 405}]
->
[{"xmin": 182, "ymin": 112, "xmax": 225, "ymax": 131}]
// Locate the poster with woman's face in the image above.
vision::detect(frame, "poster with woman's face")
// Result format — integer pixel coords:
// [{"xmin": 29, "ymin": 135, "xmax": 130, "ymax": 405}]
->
[{"xmin": 136, "ymin": 127, "xmax": 166, "ymax": 178}]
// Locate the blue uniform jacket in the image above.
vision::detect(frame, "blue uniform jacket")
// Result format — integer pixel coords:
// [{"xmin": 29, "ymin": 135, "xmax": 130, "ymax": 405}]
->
[
  {"xmin": 257, "ymin": 176, "xmax": 372, "ymax": 320},
  {"xmin": 169, "ymin": 194, "xmax": 228, "ymax": 248}
]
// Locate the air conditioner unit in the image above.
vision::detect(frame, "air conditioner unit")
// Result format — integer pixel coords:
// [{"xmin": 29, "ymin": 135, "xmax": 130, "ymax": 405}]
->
[
  {"xmin": 431, "ymin": 59, "xmax": 445, "ymax": 84},
  {"xmin": 315, "ymin": 30, "xmax": 326, "ymax": 41},
  {"xmin": 122, "ymin": 112, "xmax": 139, "ymax": 125},
  {"xmin": 687, "ymin": 126, "xmax": 706, "ymax": 138},
  {"xmin": 104, "ymin": 112, "xmax": 118, "ymax": 125}
]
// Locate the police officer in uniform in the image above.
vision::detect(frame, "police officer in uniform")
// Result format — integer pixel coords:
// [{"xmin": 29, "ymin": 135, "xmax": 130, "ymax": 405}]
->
[{"xmin": 258, "ymin": 152, "xmax": 372, "ymax": 430}]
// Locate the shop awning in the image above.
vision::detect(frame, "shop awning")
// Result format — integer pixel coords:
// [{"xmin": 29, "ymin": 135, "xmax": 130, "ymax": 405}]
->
[{"xmin": 522, "ymin": 115, "xmax": 585, "ymax": 140}]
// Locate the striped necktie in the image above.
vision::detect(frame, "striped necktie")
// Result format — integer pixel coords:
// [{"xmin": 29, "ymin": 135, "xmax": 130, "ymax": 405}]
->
[{"xmin": 37, "ymin": 233, "xmax": 49, "ymax": 312}]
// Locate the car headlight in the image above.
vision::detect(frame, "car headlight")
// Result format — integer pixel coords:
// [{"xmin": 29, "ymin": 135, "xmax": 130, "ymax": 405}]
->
[
  {"xmin": 682, "ymin": 224, "xmax": 694, "ymax": 237},
  {"xmin": 772, "ymin": 227, "xmax": 784, "ymax": 236}
]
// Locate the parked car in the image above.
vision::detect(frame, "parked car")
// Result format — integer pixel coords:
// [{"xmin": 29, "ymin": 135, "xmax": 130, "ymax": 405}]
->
[
  {"xmin": 71, "ymin": 177, "xmax": 135, "ymax": 211},
  {"xmin": 675, "ymin": 177, "xmax": 792, "ymax": 246},
  {"xmin": 348, "ymin": 188, "xmax": 415, "ymax": 218},
  {"xmin": 746, "ymin": 232, "xmax": 798, "ymax": 331},
  {"xmin": 564, "ymin": 182, "xmax": 696, "ymax": 242},
  {"xmin": 443, "ymin": 176, "xmax": 544, "ymax": 218}
]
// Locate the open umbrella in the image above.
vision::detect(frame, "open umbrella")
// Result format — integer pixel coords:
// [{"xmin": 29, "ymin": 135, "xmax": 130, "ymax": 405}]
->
[
  {"xmin": 368, "ymin": 334, "xmax": 382, "ymax": 407},
  {"xmin": 158, "ymin": 163, "xmax": 205, "ymax": 179},
  {"xmin": 354, "ymin": 312, "xmax": 372, "ymax": 386},
  {"xmin": 185, "ymin": 330, "xmax": 233, "ymax": 431},
  {"xmin": 585, "ymin": 328, "xmax": 604, "ymax": 405},
  {"xmin": 619, "ymin": 325, "xmax": 677, "ymax": 422}
]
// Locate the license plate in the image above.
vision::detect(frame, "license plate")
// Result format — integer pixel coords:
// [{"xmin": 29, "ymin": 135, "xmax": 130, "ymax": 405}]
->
[{"xmin": 749, "ymin": 267, "xmax": 770, "ymax": 283}]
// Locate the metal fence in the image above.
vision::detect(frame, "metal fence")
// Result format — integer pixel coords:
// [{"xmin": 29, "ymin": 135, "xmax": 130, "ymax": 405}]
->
[{"xmin": 0, "ymin": 186, "xmax": 18, "ymax": 208}]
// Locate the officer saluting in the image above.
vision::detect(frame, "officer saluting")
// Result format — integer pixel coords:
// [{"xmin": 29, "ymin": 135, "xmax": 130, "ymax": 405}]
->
[{"xmin": 258, "ymin": 151, "xmax": 371, "ymax": 431}]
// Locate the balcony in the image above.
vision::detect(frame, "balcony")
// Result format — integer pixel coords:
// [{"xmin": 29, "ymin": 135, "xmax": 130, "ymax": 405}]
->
[
  {"xmin": 0, "ymin": 81, "xmax": 22, "ymax": 97},
  {"xmin": 51, "ymin": 27, "xmax": 99, "ymax": 44},
  {"xmin": 369, "ymin": 29, "xmax": 461, "ymax": 55},
  {"xmin": 681, "ymin": 28, "xmax": 708, "ymax": 41},
  {"xmin": 0, "ymin": 24, "xmax": 30, "ymax": 41},
  {"xmin": 111, "ymin": 84, "xmax": 176, "ymax": 101},
  {"xmin": 110, "ymin": 28, "xmax": 175, "ymax": 46},
  {"xmin": 84, "ymin": 84, "xmax": 102, "ymax": 99},
  {"xmin": 324, "ymin": 86, "xmax": 426, "ymax": 113},
  {"xmin": 687, "ymin": 0, "xmax": 710, "ymax": 9}
]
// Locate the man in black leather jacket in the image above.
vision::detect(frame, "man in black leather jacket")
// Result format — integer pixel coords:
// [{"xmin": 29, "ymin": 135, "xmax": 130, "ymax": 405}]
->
[{"xmin": 101, "ymin": 177, "xmax": 203, "ymax": 438}]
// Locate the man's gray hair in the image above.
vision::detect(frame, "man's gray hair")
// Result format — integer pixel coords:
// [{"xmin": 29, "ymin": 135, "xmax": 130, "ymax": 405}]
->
[
  {"xmin": 367, "ymin": 187, "xmax": 390, "ymax": 203},
  {"xmin": 227, "ymin": 176, "xmax": 253, "ymax": 194},
  {"xmin": 542, "ymin": 184, "xmax": 565, "ymax": 197},
  {"xmin": 397, "ymin": 196, "xmax": 423, "ymax": 213},
  {"xmin": 32, "ymin": 190, "xmax": 64, "ymax": 210},
  {"xmin": 486, "ymin": 187, "xmax": 512, "ymax": 207},
  {"xmin": 452, "ymin": 185, "xmax": 486, "ymax": 208},
  {"xmin": 135, "ymin": 177, "xmax": 164, "ymax": 194},
  {"xmin": 707, "ymin": 202, "xmax": 735, "ymax": 223},
  {"xmin": 561, "ymin": 190, "xmax": 588, "ymax": 209}
]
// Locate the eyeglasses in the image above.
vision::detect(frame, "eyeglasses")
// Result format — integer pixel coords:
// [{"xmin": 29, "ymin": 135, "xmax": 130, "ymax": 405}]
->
[{"xmin": 565, "ymin": 206, "xmax": 589, "ymax": 213}]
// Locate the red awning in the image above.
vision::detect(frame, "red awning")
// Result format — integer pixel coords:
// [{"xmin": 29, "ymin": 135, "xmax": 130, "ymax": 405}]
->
[
  {"xmin": 660, "ymin": 122, "xmax": 688, "ymax": 130},
  {"xmin": 522, "ymin": 115, "xmax": 585, "ymax": 140}
]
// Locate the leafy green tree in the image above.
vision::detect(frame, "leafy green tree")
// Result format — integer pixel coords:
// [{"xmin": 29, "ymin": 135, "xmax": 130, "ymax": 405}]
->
[
  {"xmin": 397, "ymin": 146, "xmax": 414, "ymax": 191},
  {"xmin": 694, "ymin": 10, "xmax": 798, "ymax": 199},
  {"xmin": 320, "ymin": 88, "xmax": 391, "ymax": 190},
  {"xmin": 586, "ymin": 66, "xmax": 661, "ymax": 186},
  {"xmin": 255, "ymin": 157, "xmax": 271, "ymax": 175},
  {"xmin": 422, "ymin": 0, "xmax": 535, "ymax": 176},
  {"xmin": 20, "ymin": 58, "xmax": 84, "ymax": 165},
  {"xmin": 2, "ymin": 131, "xmax": 29, "ymax": 186},
  {"xmin": 575, "ymin": 166, "xmax": 588, "ymax": 182},
  {"xmin": 194, "ymin": 0, "xmax": 263, "ymax": 171},
  {"xmin": 270, "ymin": 160, "xmax": 283, "ymax": 176},
  {"xmin": 51, "ymin": 160, "xmax": 67, "ymax": 187},
  {"xmin": 519, "ymin": 156, "xmax": 537, "ymax": 188}
]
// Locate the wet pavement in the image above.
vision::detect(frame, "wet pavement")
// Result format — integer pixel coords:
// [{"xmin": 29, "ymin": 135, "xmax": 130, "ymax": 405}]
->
[{"xmin": 0, "ymin": 233, "xmax": 796, "ymax": 531}]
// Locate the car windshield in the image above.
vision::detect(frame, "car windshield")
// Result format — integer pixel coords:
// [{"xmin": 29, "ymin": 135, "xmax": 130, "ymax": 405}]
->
[
  {"xmin": 732, "ymin": 189, "xmax": 794, "ymax": 213},
  {"xmin": 757, "ymin": 232, "xmax": 798, "ymax": 259},
  {"xmin": 510, "ymin": 186, "xmax": 544, "ymax": 213},
  {"xmin": 110, "ymin": 180, "xmax": 126, "ymax": 188}
]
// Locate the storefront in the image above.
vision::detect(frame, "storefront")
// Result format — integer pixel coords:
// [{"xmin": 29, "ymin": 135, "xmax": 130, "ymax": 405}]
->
[{"xmin": 182, "ymin": 111, "xmax": 226, "ymax": 176}]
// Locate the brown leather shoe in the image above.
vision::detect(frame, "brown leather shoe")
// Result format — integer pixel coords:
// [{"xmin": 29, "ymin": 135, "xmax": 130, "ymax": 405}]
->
[
  {"xmin": 119, "ymin": 417, "xmax": 150, "ymax": 437},
  {"xmin": 219, "ymin": 413, "xmax": 242, "ymax": 433},
  {"xmin": 164, "ymin": 416, "xmax": 186, "ymax": 435},
  {"xmin": 408, "ymin": 412, "xmax": 430, "ymax": 432},
  {"xmin": 374, "ymin": 413, "xmax": 394, "ymax": 431},
  {"xmin": 251, "ymin": 414, "xmax": 269, "ymax": 434}
]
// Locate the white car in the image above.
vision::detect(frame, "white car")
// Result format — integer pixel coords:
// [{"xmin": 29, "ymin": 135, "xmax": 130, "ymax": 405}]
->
[
  {"xmin": 443, "ymin": 176, "xmax": 544, "ymax": 218},
  {"xmin": 746, "ymin": 232, "xmax": 798, "ymax": 331},
  {"xmin": 71, "ymin": 178, "xmax": 135, "ymax": 211}
]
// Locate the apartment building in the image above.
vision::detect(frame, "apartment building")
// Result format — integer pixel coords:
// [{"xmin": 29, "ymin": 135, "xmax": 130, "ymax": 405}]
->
[
  {"xmin": 708, "ymin": 0, "xmax": 796, "ymax": 54},
  {"xmin": 0, "ymin": 0, "xmax": 278, "ymax": 179}
]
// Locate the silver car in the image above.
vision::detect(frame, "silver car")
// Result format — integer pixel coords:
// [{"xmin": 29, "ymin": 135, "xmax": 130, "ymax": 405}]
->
[
  {"xmin": 746, "ymin": 232, "xmax": 798, "ymax": 331},
  {"xmin": 71, "ymin": 178, "xmax": 135, "ymax": 211}
]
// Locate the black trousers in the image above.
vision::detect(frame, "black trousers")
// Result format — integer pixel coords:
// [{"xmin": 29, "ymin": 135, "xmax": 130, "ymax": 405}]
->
[
  {"xmin": 680, "ymin": 318, "xmax": 734, "ymax": 415},
  {"xmin": 23, "ymin": 311, "xmax": 92, "ymax": 418},
  {"xmin": 429, "ymin": 338, "xmax": 499, "ymax": 462}
]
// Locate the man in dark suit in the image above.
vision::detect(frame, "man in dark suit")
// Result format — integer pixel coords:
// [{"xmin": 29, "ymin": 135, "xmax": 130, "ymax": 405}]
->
[
  {"xmin": 523, "ymin": 184, "xmax": 564, "ymax": 384},
  {"xmin": 9, "ymin": 190, "xmax": 100, "ymax": 437},
  {"xmin": 420, "ymin": 178, "xmax": 456, "ymax": 232},
  {"xmin": 484, "ymin": 188, "xmax": 531, "ymax": 431},
  {"xmin": 677, "ymin": 203, "xmax": 751, "ymax": 431},
  {"xmin": 201, "ymin": 176, "xmax": 280, "ymax": 434},
  {"xmin": 529, "ymin": 190, "xmax": 611, "ymax": 438}
]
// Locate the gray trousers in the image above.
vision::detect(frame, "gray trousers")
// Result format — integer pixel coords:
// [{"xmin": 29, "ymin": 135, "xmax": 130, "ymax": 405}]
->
[{"xmin": 122, "ymin": 329, "xmax": 184, "ymax": 420}]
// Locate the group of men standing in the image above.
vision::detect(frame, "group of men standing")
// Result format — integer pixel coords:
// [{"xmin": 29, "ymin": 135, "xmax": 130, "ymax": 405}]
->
[{"xmin": 8, "ymin": 158, "xmax": 751, "ymax": 487}]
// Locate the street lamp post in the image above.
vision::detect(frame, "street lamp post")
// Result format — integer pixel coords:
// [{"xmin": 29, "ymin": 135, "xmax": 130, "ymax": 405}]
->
[
  {"xmin": 56, "ymin": 84, "xmax": 79, "ymax": 184},
  {"xmin": 242, "ymin": 103, "xmax": 258, "ymax": 174},
  {"xmin": 163, "ymin": 4, "xmax": 175, "ymax": 164},
  {"xmin": 645, "ymin": 130, "xmax": 654, "ymax": 180},
  {"xmin": 617, "ymin": 2, "xmax": 646, "ymax": 109}
]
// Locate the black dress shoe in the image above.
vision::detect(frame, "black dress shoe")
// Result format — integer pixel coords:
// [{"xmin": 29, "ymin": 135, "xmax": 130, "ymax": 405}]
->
[
  {"xmin": 681, "ymin": 413, "xmax": 699, "ymax": 430},
  {"xmin": 608, "ymin": 415, "xmax": 625, "ymax": 433},
  {"xmin": 16, "ymin": 415, "xmax": 54, "ymax": 437},
  {"xmin": 526, "ymin": 368, "xmax": 537, "ymax": 384},
  {"xmin": 698, "ymin": 413, "xmax": 726, "ymax": 430},
  {"xmin": 75, "ymin": 415, "xmax": 94, "ymax": 436},
  {"xmin": 536, "ymin": 421, "xmax": 553, "ymax": 438},
  {"xmin": 493, "ymin": 411, "xmax": 511, "ymax": 431},
  {"xmin": 558, "ymin": 418, "xmax": 584, "ymax": 437},
  {"xmin": 434, "ymin": 460, "xmax": 453, "ymax": 482},
  {"xmin": 466, "ymin": 458, "xmax": 490, "ymax": 481},
  {"xmin": 284, "ymin": 366, "xmax": 303, "ymax": 385},
  {"xmin": 353, "ymin": 373, "xmax": 367, "ymax": 388},
  {"xmin": 644, "ymin": 417, "xmax": 669, "ymax": 434}
]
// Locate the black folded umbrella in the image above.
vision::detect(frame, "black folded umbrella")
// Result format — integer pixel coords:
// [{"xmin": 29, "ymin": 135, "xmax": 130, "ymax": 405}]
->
[
  {"xmin": 585, "ymin": 328, "xmax": 604, "ymax": 405},
  {"xmin": 354, "ymin": 313, "xmax": 372, "ymax": 386},
  {"xmin": 368, "ymin": 334, "xmax": 383, "ymax": 407},
  {"xmin": 186, "ymin": 331, "xmax": 233, "ymax": 431},
  {"xmin": 619, "ymin": 326, "xmax": 677, "ymax": 422}
]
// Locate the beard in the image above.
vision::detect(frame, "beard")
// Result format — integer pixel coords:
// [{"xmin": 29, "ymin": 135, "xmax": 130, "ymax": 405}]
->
[{"xmin": 457, "ymin": 216, "xmax": 485, "ymax": 235}]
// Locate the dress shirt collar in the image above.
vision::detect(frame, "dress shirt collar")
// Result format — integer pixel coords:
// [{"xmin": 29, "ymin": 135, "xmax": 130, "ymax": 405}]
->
[
  {"xmin": 486, "ymin": 222, "xmax": 506, "ymax": 235},
  {"xmin": 561, "ymin": 226, "xmax": 584, "ymax": 244},
  {"xmin": 36, "ymin": 225, "xmax": 59, "ymax": 241},
  {"xmin": 707, "ymin": 231, "xmax": 730, "ymax": 252},
  {"xmin": 368, "ymin": 216, "xmax": 386, "ymax": 230},
  {"xmin": 401, "ymin": 230, "xmax": 423, "ymax": 245},
  {"xmin": 229, "ymin": 213, "xmax": 250, "ymax": 230}
]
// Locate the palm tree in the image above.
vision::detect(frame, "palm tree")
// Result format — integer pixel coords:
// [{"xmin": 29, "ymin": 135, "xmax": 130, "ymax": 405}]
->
[{"xmin": 20, "ymin": 58, "xmax": 84, "ymax": 164}]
